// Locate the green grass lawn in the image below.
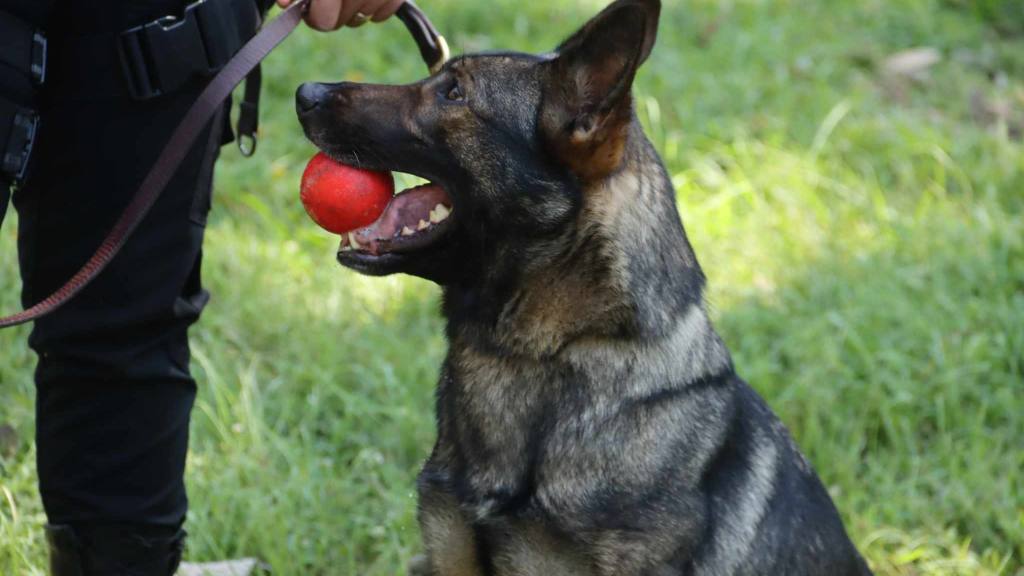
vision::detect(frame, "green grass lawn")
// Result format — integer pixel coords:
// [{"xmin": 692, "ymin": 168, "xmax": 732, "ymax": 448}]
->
[{"xmin": 2, "ymin": 0, "xmax": 1022, "ymax": 574}]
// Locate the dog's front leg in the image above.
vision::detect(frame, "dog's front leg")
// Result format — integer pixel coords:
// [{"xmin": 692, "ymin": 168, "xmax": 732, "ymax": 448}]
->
[{"xmin": 414, "ymin": 475, "xmax": 485, "ymax": 576}]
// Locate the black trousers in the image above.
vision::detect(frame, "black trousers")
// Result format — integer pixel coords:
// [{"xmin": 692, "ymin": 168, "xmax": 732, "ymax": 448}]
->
[{"xmin": 12, "ymin": 0, "xmax": 226, "ymax": 528}]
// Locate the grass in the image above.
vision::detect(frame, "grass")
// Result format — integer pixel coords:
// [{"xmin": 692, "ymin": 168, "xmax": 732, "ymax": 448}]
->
[{"xmin": 1, "ymin": 0, "xmax": 1022, "ymax": 574}]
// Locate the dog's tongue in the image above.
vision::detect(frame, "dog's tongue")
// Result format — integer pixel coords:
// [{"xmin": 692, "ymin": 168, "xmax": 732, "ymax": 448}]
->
[
  {"xmin": 342, "ymin": 182, "xmax": 454, "ymax": 254},
  {"xmin": 356, "ymin": 184, "xmax": 449, "ymax": 239}
]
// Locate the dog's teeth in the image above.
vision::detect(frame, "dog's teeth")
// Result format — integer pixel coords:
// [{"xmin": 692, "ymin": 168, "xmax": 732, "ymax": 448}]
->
[
  {"xmin": 339, "ymin": 245, "xmax": 353, "ymax": 252},
  {"xmin": 429, "ymin": 203, "xmax": 451, "ymax": 224},
  {"xmin": 402, "ymin": 226, "xmax": 415, "ymax": 236},
  {"xmin": 417, "ymin": 219, "xmax": 430, "ymax": 231},
  {"xmin": 348, "ymin": 233, "xmax": 361, "ymax": 249}
]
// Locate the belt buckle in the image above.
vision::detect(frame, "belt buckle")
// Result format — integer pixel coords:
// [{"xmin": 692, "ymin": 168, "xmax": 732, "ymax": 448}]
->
[{"xmin": 117, "ymin": 0, "xmax": 211, "ymax": 100}]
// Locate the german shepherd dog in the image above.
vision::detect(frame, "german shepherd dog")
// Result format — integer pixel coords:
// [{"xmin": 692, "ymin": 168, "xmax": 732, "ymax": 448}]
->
[{"xmin": 297, "ymin": 0, "xmax": 873, "ymax": 574}]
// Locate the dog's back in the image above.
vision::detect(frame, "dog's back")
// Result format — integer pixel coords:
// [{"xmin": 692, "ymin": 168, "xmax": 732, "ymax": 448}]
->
[{"xmin": 694, "ymin": 382, "xmax": 873, "ymax": 575}]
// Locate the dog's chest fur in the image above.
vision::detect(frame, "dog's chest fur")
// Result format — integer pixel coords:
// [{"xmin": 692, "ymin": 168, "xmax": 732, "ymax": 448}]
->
[
  {"xmin": 421, "ymin": 139, "xmax": 744, "ymax": 570},
  {"xmin": 439, "ymin": 307, "xmax": 733, "ymax": 522},
  {"xmin": 435, "ymin": 140, "xmax": 727, "ymax": 506}
]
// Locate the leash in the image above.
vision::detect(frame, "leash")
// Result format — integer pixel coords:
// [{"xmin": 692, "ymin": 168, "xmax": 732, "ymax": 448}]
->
[{"xmin": 0, "ymin": 0, "xmax": 448, "ymax": 329}]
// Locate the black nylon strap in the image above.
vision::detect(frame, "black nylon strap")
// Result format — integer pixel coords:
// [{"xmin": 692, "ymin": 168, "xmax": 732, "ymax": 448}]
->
[
  {"xmin": 236, "ymin": 63, "xmax": 261, "ymax": 156},
  {"xmin": 0, "ymin": 14, "xmax": 35, "ymax": 82},
  {"xmin": 0, "ymin": 0, "xmax": 55, "ymax": 26},
  {"xmin": 0, "ymin": 95, "xmax": 16, "ymax": 154},
  {"xmin": 197, "ymin": 0, "xmax": 261, "ymax": 69}
]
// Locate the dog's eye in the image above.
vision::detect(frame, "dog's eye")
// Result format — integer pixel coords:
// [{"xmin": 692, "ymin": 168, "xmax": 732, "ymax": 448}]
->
[{"xmin": 446, "ymin": 81, "xmax": 465, "ymax": 102}]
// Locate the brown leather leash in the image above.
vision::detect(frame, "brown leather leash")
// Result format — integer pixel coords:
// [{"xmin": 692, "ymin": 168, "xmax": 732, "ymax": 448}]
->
[{"xmin": 0, "ymin": 0, "xmax": 448, "ymax": 329}]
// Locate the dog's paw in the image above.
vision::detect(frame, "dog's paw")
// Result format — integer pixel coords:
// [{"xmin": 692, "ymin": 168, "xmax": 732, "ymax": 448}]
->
[{"xmin": 407, "ymin": 554, "xmax": 433, "ymax": 576}]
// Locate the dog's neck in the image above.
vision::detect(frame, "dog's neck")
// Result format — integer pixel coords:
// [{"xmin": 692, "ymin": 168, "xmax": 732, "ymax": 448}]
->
[{"xmin": 444, "ymin": 122, "xmax": 717, "ymax": 361}]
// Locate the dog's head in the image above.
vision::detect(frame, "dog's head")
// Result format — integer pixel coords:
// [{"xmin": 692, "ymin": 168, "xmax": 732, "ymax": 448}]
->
[{"xmin": 297, "ymin": 0, "xmax": 661, "ymax": 285}]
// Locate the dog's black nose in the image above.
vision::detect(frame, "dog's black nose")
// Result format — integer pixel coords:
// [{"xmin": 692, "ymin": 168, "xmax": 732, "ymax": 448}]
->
[{"xmin": 296, "ymin": 82, "xmax": 327, "ymax": 113}]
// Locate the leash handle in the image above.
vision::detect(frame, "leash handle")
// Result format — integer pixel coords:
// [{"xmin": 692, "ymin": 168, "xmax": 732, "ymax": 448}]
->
[
  {"xmin": 397, "ymin": 1, "xmax": 450, "ymax": 74},
  {"xmin": 0, "ymin": 0, "xmax": 449, "ymax": 329}
]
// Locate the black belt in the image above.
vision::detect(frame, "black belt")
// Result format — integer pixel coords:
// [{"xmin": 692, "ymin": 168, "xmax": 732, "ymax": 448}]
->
[{"xmin": 0, "ymin": 13, "xmax": 47, "ymax": 88}]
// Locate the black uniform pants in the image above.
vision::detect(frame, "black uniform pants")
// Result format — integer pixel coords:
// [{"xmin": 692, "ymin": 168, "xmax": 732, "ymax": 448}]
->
[{"xmin": 11, "ymin": 0, "xmax": 226, "ymax": 528}]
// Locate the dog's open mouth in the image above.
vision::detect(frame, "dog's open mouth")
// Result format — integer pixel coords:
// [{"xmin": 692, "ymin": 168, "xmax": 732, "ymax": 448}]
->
[{"xmin": 338, "ymin": 179, "xmax": 454, "ymax": 258}]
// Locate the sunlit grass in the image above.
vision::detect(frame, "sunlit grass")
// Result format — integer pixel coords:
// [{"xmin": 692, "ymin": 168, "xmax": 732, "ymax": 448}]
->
[{"xmin": 2, "ymin": 0, "xmax": 1022, "ymax": 574}]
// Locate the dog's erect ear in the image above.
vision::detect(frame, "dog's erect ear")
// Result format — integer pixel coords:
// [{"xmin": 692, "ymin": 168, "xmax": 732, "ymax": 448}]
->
[{"xmin": 541, "ymin": 0, "xmax": 660, "ymax": 182}]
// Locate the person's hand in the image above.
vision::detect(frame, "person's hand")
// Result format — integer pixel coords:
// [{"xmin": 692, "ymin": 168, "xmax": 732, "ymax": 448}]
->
[{"xmin": 276, "ymin": 0, "xmax": 405, "ymax": 31}]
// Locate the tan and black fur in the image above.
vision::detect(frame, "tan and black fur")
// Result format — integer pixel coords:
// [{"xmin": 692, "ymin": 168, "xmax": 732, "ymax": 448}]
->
[{"xmin": 297, "ymin": 1, "xmax": 873, "ymax": 574}]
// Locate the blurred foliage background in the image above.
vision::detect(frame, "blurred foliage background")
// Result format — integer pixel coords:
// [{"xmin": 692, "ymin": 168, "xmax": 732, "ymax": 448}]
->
[{"xmin": 2, "ymin": 0, "xmax": 1022, "ymax": 574}]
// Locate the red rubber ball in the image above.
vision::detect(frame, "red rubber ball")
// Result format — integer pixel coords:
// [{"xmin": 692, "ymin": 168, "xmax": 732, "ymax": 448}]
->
[{"xmin": 300, "ymin": 152, "xmax": 394, "ymax": 234}]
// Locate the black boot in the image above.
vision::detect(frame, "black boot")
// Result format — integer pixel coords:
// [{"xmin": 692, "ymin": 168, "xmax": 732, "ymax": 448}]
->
[{"xmin": 46, "ymin": 524, "xmax": 186, "ymax": 576}]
